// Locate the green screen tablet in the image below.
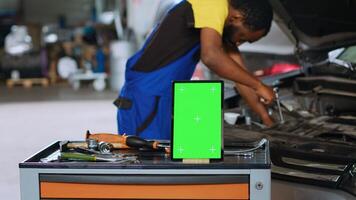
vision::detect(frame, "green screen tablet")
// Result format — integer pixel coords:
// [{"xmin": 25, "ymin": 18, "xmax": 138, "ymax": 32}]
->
[{"xmin": 171, "ymin": 81, "xmax": 223, "ymax": 160}]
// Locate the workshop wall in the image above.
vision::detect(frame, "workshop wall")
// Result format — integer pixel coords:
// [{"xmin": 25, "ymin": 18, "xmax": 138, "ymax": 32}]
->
[
  {"xmin": 23, "ymin": 0, "xmax": 94, "ymax": 26},
  {"xmin": 0, "ymin": 0, "xmax": 18, "ymax": 12}
]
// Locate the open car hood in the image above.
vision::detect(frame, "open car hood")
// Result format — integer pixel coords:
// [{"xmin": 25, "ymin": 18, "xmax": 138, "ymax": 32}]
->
[{"xmin": 270, "ymin": 0, "xmax": 356, "ymax": 52}]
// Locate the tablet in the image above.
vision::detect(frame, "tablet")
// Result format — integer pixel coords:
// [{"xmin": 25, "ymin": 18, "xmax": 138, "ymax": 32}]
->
[{"xmin": 171, "ymin": 81, "xmax": 223, "ymax": 161}]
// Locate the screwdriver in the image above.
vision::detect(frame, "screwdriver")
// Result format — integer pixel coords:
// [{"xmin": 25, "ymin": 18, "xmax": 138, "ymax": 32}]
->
[
  {"xmin": 87, "ymin": 132, "xmax": 163, "ymax": 150},
  {"xmin": 60, "ymin": 152, "xmax": 137, "ymax": 163},
  {"xmin": 124, "ymin": 136, "xmax": 162, "ymax": 150}
]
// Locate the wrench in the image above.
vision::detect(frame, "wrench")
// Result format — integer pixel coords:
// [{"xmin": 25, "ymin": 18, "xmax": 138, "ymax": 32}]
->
[{"xmin": 274, "ymin": 88, "xmax": 285, "ymax": 124}]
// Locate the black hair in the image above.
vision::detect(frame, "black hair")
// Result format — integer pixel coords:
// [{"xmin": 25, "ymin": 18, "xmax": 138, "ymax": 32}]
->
[{"xmin": 229, "ymin": 0, "xmax": 273, "ymax": 34}]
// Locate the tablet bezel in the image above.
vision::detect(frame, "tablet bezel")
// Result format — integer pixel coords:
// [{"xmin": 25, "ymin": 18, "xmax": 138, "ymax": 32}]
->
[{"xmin": 171, "ymin": 80, "xmax": 224, "ymax": 161}]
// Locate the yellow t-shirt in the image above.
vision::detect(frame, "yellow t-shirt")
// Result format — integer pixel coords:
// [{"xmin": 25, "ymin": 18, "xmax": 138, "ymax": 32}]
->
[{"xmin": 187, "ymin": 0, "xmax": 229, "ymax": 35}]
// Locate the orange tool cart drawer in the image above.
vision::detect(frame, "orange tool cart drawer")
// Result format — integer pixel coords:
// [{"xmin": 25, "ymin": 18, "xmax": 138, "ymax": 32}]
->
[{"xmin": 40, "ymin": 174, "xmax": 249, "ymax": 199}]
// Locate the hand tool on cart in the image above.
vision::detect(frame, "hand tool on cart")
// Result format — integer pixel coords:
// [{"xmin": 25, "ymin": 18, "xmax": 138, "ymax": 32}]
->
[
  {"xmin": 60, "ymin": 132, "xmax": 169, "ymax": 157},
  {"xmin": 73, "ymin": 139, "xmax": 115, "ymax": 154},
  {"xmin": 59, "ymin": 141, "xmax": 139, "ymax": 163},
  {"xmin": 65, "ymin": 140, "xmax": 128, "ymax": 150},
  {"xmin": 60, "ymin": 152, "xmax": 138, "ymax": 163},
  {"xmin": 86, "ymin": 131, "xmax": 169, "ymax": 151}
]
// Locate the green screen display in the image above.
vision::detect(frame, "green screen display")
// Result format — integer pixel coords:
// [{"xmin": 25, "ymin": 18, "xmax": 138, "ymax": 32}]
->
[{"xmin": 172, "ymin": 81, "xmax": 222, "ymax": 159}]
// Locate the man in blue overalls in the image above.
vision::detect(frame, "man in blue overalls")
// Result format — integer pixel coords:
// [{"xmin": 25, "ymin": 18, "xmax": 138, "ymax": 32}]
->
[{"xmin": 115, "ymin": 0, "xmax": 276, "ymax": 140}]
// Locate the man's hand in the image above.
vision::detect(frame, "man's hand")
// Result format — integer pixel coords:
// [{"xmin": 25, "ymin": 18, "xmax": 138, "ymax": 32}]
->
[{"xmin": 255, "ymin": 83, "xmax": 276, "ymax": 105}]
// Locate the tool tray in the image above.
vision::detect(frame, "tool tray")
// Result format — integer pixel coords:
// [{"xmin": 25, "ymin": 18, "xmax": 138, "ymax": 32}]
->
[{"xmin": 20, "ymin": 140, "xmax": 270, "ymax": 170}]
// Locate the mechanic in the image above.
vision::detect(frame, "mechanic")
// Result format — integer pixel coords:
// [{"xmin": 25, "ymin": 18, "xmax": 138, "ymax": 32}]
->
[{"xmin": 115, "ymin": 0, "xmax": 276, "ymax": 140}]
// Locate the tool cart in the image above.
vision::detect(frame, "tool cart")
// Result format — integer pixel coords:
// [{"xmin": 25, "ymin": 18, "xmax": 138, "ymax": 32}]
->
[{"xmin": 19, "ymin": 134, "xmax": 271, "ymax": 200}]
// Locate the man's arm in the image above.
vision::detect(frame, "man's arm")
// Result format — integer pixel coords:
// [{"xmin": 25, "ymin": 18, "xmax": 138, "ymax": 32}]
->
[
  {"xmin": 200, "ymin": 28, "xmax": 275, "ymax": 105},
  {"xmin": 224, "ymin": 45, "xmax": 274, "ymax": 127}
]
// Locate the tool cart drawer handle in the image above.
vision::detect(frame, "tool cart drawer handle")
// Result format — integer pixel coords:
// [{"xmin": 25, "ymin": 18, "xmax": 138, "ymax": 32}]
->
[{"xmin": 40, "ymin": 174, "xmax": 249, "ymax": 185}]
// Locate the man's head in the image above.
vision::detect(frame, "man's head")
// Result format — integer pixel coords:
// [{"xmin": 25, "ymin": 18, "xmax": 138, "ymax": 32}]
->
[{"xmin": 223, "ymin": 0, "xmax": 273, "ymax": 47}]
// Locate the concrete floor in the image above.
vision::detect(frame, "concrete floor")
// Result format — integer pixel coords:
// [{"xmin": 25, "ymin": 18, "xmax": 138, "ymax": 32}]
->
[
  {"xmin": 0, "ymin": 84, "xmax": 118, "ymax": 200},
  {"xmin": 0, "ymin": 82, "xmax": 117, "ymax": 103}
]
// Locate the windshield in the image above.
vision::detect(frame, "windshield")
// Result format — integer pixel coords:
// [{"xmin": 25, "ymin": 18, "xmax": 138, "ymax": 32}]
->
[{"xmin": 338, "ymin": 46, "xmax": 356, "ymax": 64}]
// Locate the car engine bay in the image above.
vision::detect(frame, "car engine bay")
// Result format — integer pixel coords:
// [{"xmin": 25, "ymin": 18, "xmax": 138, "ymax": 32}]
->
[{"xmin": 224, "ymin": 57, "xmax": 356, "ymax": 196}]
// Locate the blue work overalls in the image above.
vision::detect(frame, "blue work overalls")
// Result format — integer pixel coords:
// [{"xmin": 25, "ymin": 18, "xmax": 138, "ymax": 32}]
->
[{"xmin": 116, "ymin": 3, "xmax": 201, "ymax": 140}]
